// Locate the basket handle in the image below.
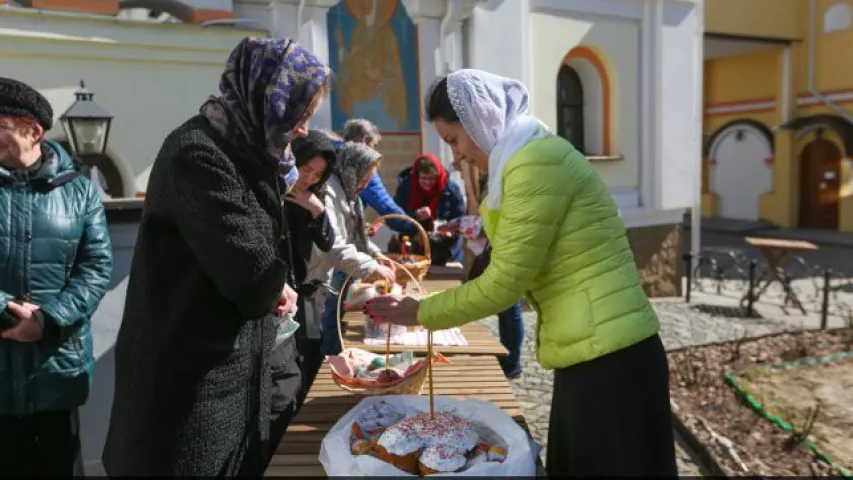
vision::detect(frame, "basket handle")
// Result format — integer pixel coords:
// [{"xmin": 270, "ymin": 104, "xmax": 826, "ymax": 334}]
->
[
  {"xmin": 370, "ymin": 213, "xmax": 432, "ymax": 261},
  {"xmin": 335, "ymin": 257, "xmax": 428, "ymax": 352}
]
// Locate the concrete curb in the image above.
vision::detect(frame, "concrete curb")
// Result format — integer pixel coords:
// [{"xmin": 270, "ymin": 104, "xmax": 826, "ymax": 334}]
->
[{"xmin": 671, "ymin": 400, "xmax": 730, "ymax": 478}]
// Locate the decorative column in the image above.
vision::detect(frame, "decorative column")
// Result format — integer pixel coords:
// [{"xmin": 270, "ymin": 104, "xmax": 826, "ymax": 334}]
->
[
  {"xmin": 231, "ymin": 0, "xmax": 335, "ymax": 130},
  {"xmin": 402, "ymin": 0, "xmax": 481, "ymax": 165},
  {"xmin": 401, "ymin": 0, "xmax": 447, "ymax": 160},
  {"xmin": 298, "ymin": 0, "xmax": 337, "ymax": 131},
  {"xmin": 762, "ymin": 45, "xmax": 799, "ymax": 227}
]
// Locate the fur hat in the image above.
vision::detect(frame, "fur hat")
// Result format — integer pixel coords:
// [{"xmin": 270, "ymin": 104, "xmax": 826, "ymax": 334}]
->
[{"xmin": 0, "ymin": 77, "xmax": 53, "ymax": 130}]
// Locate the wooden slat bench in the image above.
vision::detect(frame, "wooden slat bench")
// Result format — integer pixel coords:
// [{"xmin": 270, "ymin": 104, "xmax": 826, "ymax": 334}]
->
[{"xmin": 265, "ymin": 356, "xmax": 545, "ymax": 477}]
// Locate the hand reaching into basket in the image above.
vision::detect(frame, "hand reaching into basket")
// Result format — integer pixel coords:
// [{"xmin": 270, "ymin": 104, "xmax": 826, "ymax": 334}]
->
[
  {"xmin": 415, "ymin": 206, "xmax": 431, "ymax": 221},
  {"xmin": 435, "ymin": 219, "xmax": 459, "ymax": 238},
  {"xmin": 374, "ymin": 253, "xmax": 397, "ymax": 271},
  {"xmin": 364, "ymin": 295, "xmax": 421, "ymax": 326},
  {"xmin": 366, "ymin": 219, "xmax": 383, "ymax": 237},
  {"xmin": 366, "ymin": 264, "xmax": 396, "ymax": 286}
]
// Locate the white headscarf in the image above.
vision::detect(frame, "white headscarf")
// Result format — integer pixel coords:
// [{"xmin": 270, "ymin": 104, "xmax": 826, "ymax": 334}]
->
[{"xmin": 446, "ymin": 69, "xmax": 551, "ymax": 210}]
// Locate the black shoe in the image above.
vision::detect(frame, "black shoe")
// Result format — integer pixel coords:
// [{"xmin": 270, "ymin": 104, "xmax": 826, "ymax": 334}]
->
[{"xmin": 505, "ymin": 369, "xmax": 522, "ymax": 380}]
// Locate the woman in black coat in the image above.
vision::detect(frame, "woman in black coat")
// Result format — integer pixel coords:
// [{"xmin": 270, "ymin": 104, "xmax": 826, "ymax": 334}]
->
[
  {"xmin": 267, "ymin": 129, "xmax": 337, "ymax": 459},
  {"xmin": 102, "ymin": 38, "xmax": 331, "ymax": 477}
]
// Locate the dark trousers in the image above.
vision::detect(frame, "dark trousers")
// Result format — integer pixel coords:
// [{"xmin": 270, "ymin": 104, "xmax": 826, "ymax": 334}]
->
[
  {"xmin": 319, "ymin": 270, "xmax": 347, "ymax": 356},
  {"xmin": 267, "ymin": 337, "xmax": 302, "ymax": 466},
  {"xmin": 546, "ymin": 334, "xmax": 678, "ymax": 477},
  {"xmin": 497, "ymin": 301, "xmax": 524, "ymax": 376},
  {"xmin": 0, "ymin": 409, "xmax": 79, "ymax": 476}
]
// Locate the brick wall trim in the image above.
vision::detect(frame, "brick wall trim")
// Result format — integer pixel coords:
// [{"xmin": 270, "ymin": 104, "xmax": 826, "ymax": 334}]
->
[
  {"xmin": 189, "ymin": 8, "xmax": 234, "ymax": 24},
  {"xmin": 25, "ymin": 0, "xmax": 120, "ymax": 15}
]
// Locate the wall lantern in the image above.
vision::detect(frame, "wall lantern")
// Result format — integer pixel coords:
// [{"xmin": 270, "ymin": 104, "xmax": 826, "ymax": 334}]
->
[{"xmin": 60, "ymin": 80, "xmax": 113, "ymax": 167}]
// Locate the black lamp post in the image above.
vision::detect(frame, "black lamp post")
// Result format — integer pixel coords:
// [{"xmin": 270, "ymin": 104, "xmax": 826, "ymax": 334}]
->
[{"xmin": 60, "ymin": 80, "xmax": 113, "ymax": 176}]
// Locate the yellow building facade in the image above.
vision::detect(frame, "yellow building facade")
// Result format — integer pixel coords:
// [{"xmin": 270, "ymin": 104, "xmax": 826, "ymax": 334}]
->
[{"xmin": 702, "ymin": 0, "xmax": 853, "ymax": 232}]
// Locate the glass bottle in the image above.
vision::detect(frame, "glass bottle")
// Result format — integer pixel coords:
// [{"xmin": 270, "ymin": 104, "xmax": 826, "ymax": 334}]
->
[{"xmin": 401, "ymin": 235, "xmax": 410, "ymax": 263}]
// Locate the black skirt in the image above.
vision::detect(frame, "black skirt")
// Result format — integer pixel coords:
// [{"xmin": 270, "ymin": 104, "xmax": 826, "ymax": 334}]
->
[{"xmin": 546, "ymin": 334, "xmax": 678, "ymax": 477}]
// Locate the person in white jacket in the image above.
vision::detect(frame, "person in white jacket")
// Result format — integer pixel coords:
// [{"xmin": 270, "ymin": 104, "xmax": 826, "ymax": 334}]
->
[{"xmin": 305, "ymin": 141, "xmax": 396, "ymax": 355}]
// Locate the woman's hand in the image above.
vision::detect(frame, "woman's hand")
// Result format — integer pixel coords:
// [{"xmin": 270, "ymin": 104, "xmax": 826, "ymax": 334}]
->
[
  {"xmin": 366, "ymin": 264, "xmax": 395, "ymax": 286},
  {"xmin": 1, "ymin": 302, "xmax": 43, "ymax": 342},
  {"xmin": 374, "ymin": 253, "xmax": 397, "ymax": 271},
  {"xmin": 285, "ymin": 190, "xmax": 324, "ymax": 218},
  {"xmin": 366, "ymin": 220, "xmax": 382, "ymax": 237},
  {"xmin": 436, "ymin": 220, "xmax": 459, "ymax": 237},
  {"xmin": 277, "ymin": 284, "xmax": 299, "ymax": 315},
  {"xmin": 364, "ymin": 295, "xmax": 420, "ymax": 326},
  {"xmin": 415, "ymin": 206, "xmax": 431, "ymax": 221}
]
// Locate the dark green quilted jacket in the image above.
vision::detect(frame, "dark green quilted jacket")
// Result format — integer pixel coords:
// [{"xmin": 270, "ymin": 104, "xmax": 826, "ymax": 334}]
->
[{"xmin": 0, "ymin": 141, "xmax": 113, "ymax": 416}]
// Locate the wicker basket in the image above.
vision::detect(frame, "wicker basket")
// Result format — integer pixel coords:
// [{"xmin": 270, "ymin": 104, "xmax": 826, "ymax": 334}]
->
[
  {"xmin": 372, "ymin": 213, "xmax": 432, "ymax": 286},
  {"xmin": 331, "ymin": 264, "xmax": 436, "ymax": 396}
]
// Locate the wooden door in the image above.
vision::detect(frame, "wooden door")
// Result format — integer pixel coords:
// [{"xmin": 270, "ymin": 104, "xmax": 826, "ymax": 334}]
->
[{"xmin": 798, "ymin": 137, "xmax": 841, "ymax": 229}]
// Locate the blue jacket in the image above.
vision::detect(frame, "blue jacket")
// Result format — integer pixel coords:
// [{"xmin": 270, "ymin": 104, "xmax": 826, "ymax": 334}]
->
[
  {"xmin": 0, "ymin": 141, "xmax": 113, "ymax": 416},
  {"xmin": 359, "ymin": 172, "xmax": 413, "ymax": 233}
]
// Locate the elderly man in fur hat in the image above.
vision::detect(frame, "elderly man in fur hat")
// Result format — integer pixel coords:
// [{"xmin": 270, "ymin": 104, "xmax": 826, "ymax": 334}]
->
[{"xmin": 0, "ymin": 77, "xmax": 113, "ymax": 475}]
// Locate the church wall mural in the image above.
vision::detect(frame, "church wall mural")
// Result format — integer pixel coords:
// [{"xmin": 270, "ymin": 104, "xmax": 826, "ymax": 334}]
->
[{"xmin": 327, "ymin": 0, "xmax": 423, "ymax": 202}]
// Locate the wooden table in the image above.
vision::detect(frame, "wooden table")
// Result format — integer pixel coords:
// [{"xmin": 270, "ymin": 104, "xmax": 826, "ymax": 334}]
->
[
  {"xmin": 741, "ymin": 236, "xmax": 819, "ymax": 314},
  {"xmin": 341, "ymin": 278, "xmax": 509, "ymax": 356},
  {"xmin": 341, "ymin": 314, "xmax": 508, "ymax": 356},
  {"xmin": 265, "ymin": 356, "xmax": 545, "ymax": 477},
  {"xmin": 427, "ymin": 263, "xmax": 465, "ymax": 280}
]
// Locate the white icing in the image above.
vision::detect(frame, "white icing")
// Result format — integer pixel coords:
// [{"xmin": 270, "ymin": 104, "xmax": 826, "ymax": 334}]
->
[
  {"xmin": 420, "ymin": 444, "xmax": 466, "ymax": 472},
  {"xmin": 355, "ymin": 401, "xmax": 404, "ymax": 433},
  {"xmin": 377, "ymin": 411, "xmax": 479, "ymax": 463}
]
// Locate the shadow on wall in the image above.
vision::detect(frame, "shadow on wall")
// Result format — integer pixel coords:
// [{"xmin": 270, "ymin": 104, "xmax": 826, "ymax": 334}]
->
[
  {"xmin": 78, "ymin": 219, "xmax": 138, "ymax": 475},
  {"xmin": 480, "ymin": 0, "xmax": 506, "ymax": 11},
  {"xmin": 79, "ymin": 345, "xmax": 116, "ymax": 476}
]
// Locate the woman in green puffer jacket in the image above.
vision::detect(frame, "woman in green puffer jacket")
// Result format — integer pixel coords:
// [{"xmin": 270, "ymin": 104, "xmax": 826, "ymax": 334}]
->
[{"xmin": 365, "ymin": 69, "xmax": 677, "ymax": 477}]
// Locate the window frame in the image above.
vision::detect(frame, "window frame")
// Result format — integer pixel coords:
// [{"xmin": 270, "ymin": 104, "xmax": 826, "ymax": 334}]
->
[{"xmin": 556, "ymin": 65, "xmax": 586, "ymax": 153}]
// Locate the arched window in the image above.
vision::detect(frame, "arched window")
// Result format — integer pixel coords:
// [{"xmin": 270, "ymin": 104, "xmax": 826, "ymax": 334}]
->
[
  {"xmin": 824, "ymin": 3, "xmax": 852, "ymax": 33},
  {"xmin": 58, "ymin": 141, "xmax": 125, "ymax": 198},
  {"xmin": 557, "ymin": 65, "xmax": 585, "ymax": 153}
]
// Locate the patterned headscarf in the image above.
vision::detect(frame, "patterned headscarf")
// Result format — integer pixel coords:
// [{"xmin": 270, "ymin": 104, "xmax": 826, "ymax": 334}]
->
[
  {"xmin": 336, "ymin": 141, "xmax": 381, "ymax": 252},
  {"xmin": 201, "ymin": 37, "xmax": 331, "ymax": 193}
]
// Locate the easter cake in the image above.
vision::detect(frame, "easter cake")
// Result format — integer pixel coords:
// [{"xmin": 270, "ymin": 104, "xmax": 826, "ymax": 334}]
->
[{"xmin": 348, "ymin": 401, "xmax": 508, "ymax": 476}]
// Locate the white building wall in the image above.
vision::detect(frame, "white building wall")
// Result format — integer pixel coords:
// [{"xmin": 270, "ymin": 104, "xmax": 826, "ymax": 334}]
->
[
  {"xmin": 465, "ymin": 0, "xmax": 530, "ymax": 85},
  {"xmin": 0, "ymin": 8, "xmax": 263, "ymax": 195},
  {"xmin": 415, "ymin": 16, "xmax": 444, "ymax": 160},
  {"xmin": 529, "ymin": 11, "xmax": 641, "ymax": 190},
  {"xmin": 523, "ymin": 0, "xmax": 702, "ymax": 226},
  {"xmin": 658, "ymin": 0, "xmax": 703, "ymax": 212}
]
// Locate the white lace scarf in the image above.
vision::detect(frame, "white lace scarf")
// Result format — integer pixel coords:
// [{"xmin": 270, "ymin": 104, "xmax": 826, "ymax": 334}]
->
[{"xmin": 446, "ymin": 69, "xmax": 551, "ymax": 210}]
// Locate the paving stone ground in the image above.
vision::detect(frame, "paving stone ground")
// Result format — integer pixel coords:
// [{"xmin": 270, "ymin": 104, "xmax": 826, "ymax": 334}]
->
[{"xmin": 477, "ymin": 278, "xmax": 853, "ymax": 477}]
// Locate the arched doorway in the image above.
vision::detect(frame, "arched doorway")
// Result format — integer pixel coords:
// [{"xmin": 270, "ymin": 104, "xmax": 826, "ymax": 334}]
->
[
  {"xmin": 798, "ymin": 134, "xmax": 841, "ymax": 229},
  {"xmin": 57, "ymin": 141, "xmax": 125, "ymax": 199},
  {"xmin": 708, "ymin": 124, "xmax": 774, "ymax": 220}
]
